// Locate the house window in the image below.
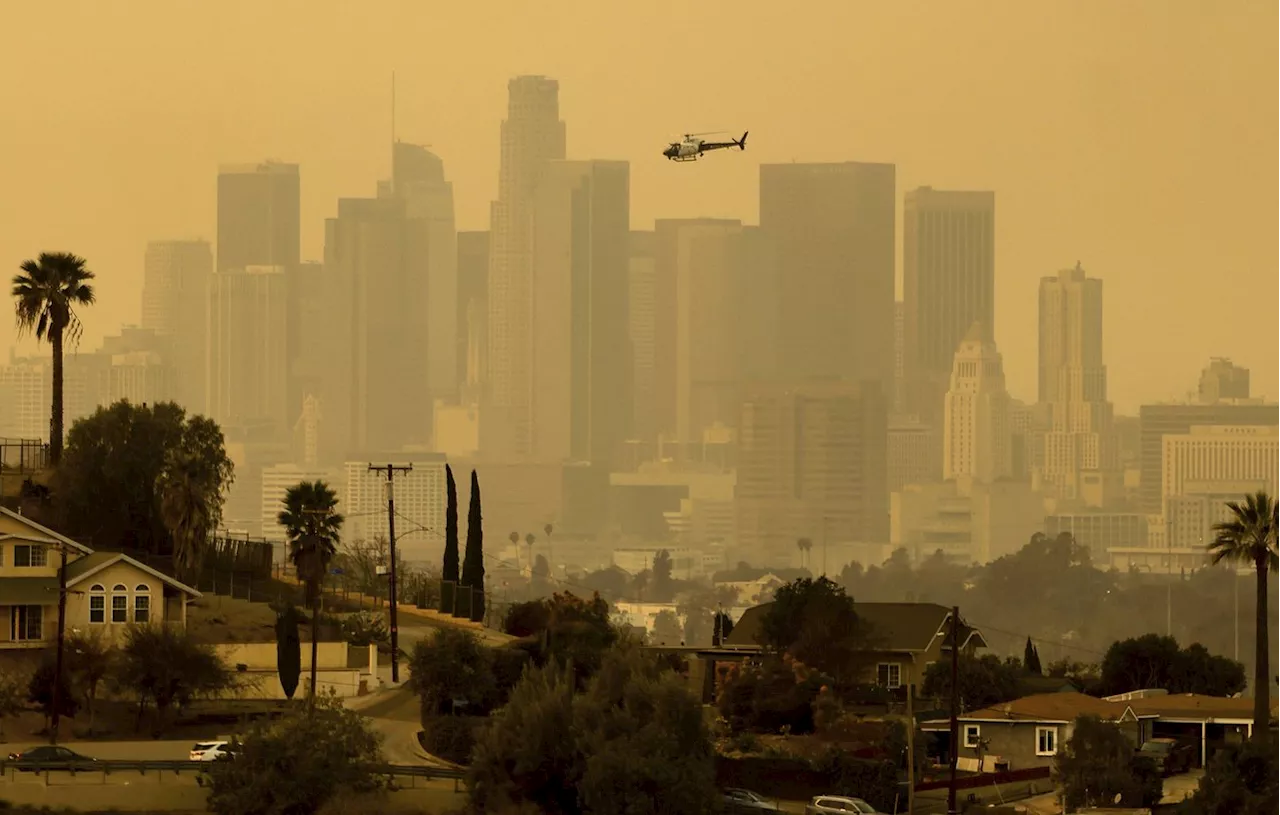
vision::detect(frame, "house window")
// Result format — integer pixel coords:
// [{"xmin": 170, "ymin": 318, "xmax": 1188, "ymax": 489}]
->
[
  {"xmin": 877, "ymin": 663, "xmax": 902, "ymax": 689},
  {"xmin": 964, "ymin": 724, "xmax": 981, "ymax": 749},
  {"xmin": 89, "ymin": 584, "xmax": 106, "ymax": 623},
  {"xmin": 134, "ymin": 584, "xmax": 151, "ymax": 624},
  {"xmin": 10, "ymin": 605, "xmax": 43, "ymax": 641},
  {"xmin": 1036, "ymin": 726, "xmax": 1058, "ymax": 756},
  {"xmin": 13, "ymin": 544, "xmax": 47, "ymax": 568},
  {"xmin": 111, "ymin": 584, "xmax": 129, "ymax": 623}
]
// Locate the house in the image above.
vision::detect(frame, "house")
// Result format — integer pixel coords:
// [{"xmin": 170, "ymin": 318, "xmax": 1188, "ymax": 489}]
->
[
  {"xmin": 722, "ymin": 601, "xmax": 988, "ymax": 690},
  {"xmin": 0, "ymin": 507, "xmax": 201, "ymax": 649},
  {"xmin": 921, "ymin": 692, "xmax": 1151, "ymax": 772},
  {"xmin": 1117, "ymin": 690, "xmax": 1279, "ymax": 767},
  {"xmin": 711, "ymin": 566, "xmax": 812, "ymax": 605}
]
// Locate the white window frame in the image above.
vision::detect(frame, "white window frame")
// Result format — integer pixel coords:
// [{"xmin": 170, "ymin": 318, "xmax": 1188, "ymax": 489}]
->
[
  {"xmin": 1035, "ymin": 726, "xmax": 1058, "ymax": 756},
  {"xmin": 10, "ymin": 605, "xmax": 44, "ymax": 641},
  {"xmin": 133, "ymin": 584, "xmax": 151, "ymax": 623},
  {"xmin": 877, "ymin": 662, "xmax": 903, "ymax": 689},
  {"xmin": 111, "ymin": 584, "xmax": 129, "ymax": 623},
  {"xmin": 89, "ymin": 584, "xmax": 106, "ymax": 624},
  {"xmin": 963, "ymin": 724, "xmax": 981, "ymax": 749},
  {"xmin": 13, "ymin": 544, "xmax": 47, "ymax": 568}
]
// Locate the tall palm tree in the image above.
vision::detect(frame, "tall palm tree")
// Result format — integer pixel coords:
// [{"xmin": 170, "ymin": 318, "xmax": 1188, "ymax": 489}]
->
[
  {"xmin": 11, "ymin": 252, "xmax": 97, "ymax": 464},
  {"xmin": 157, "ymin": 449, "xmax": 223, "ymax": 583},
  {"xmin": 277, "ymin": 480, "xmax": 344, "ymax": 711},
  {"xmin": 1208, "ymin": 490, "xmax": 1278, "ymax": 742}
]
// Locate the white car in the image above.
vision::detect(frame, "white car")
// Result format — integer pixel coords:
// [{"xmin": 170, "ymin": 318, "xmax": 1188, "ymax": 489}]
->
[
  {"xmin": 189, "ymin": 741, "xmax": 236, "ymax": 762},
  {"xmin": 804, "ymin": 796, "xmax": 884, "ymax": 815}
]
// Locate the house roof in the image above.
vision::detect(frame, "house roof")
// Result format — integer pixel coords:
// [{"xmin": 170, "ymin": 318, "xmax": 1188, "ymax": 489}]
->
[
  {"xmin": 1, "ymin": 576, "xmax": 60, "ymax": 605},
  {"xmin": 64, "ymin": 551, "xmax": 202, "ymax": 598},
  {"xmin": 922, "ymin": 692, "xmax": 1142, "ymax": 727},
  {"xmin": 1125, "ymin": 693, "xmax": 1279, "ymax": 723},
  {"xmin": 723, "ymin": 601, "xmax": 988, "ymax": 653},
  {"xmin": 712, "ymin": 566, "xmax": 812, "ymax": 583},
  {"xmin": 0, "ymin": 506, "xmax": 93, "ymax": 555}
]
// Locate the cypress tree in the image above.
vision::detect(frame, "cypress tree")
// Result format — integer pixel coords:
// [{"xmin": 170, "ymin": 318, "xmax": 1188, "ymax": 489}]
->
[
  {"xmin": 443, "ymin": 465, "xmax": 460, "ymax": 581},
  {"xmin": 1024, "ymin": 636, "xmax": 1042, "ymax": 674},
  {"xmin": 461, "ymin": 469, "xmax": 485, "ymax": 592},
  {"xmin": 275, "ymin": 606, "xmax": 302, "ymax": 701}
]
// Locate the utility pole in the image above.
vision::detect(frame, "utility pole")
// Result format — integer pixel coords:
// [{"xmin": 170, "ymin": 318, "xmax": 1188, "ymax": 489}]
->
[
  {"xmin": 947, "ymin": 605, "xmax": 960, "ymax": 815},
  {"xmin": 49, "ymin": 544, "xmax": 70, "ymax": 745},
  {"xmin": 369, "ymin": 463, "xmax": 412, "ymax": 684},
  {"xmin": 1165, "ymin": 517, "xmax": 1174, "ymax": 637},
  {"xmin": 906, "ymin": 680, "xmax": 916, "ymax": 815}
]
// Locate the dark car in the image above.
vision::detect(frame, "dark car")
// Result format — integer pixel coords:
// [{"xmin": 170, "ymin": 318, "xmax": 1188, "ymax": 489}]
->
[
  {"xmin": 722, "ymin": 787, "xmax": 781, "ymax": 812},
  {"xmin": 1137, "ymin": 737, "xmax": 1195, "ymax": 775},
  {"xmin": 6, "ymin": 745, "xmax": 99, "ymax": 771}
]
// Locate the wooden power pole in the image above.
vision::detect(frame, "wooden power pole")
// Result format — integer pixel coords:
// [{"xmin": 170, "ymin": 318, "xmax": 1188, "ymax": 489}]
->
[
  {"xmin": 368, "ymin": 463, "xmax": 412, "ymax": 683},
  {"xmin": 947, "ymin": 605, "xmax": 960, "ymax": 815}
]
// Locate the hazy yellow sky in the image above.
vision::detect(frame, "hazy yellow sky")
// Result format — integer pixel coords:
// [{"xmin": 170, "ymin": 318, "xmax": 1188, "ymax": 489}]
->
[{"xmin": 2, "ymin": 1, "xmax": 1275, "ymax": 412}]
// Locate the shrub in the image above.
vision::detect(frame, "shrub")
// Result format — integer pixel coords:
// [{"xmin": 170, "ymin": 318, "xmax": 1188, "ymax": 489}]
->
[{"xmin": 421, "ymin": 715, "xmax": 482, "ymax": 765}]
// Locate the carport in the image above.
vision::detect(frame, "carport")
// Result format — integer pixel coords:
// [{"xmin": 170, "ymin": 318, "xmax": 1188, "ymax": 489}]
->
[{"xmin": 1126, "ymin": 694, "xmax": 1269, "ymax": 769}]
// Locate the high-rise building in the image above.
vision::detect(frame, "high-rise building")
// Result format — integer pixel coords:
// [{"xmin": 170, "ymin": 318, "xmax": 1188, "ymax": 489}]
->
[
  {"xmin": 141, "ymin": 240, "xmax": 212, "ymax": 411},
  {"xmin": 96, "ymin": 327, "xmax": 176, "ymax": 408},
  {"xmin": 628, "ymin": 230, "xmax": 658, "ymax": 452},
  {"xmin": 284, "ymin": 261, "xmax": 326, "ymax": 431},
  {"xmin": 759, "ymin": 162, "xmax": 896, "ymax": 389},
  {"xmin": 1036, "ymin": 263, "xmax": 1119, "ymax": 500},
  {"xmin": 1198, "ymin": 358, "xmax": 1250, "ymax": 404},
  {"xmin": 208, "ymin": 266, "xmax": 289, "ymax": 434},
  {"xmin": 943, "ymin": 323, "xmax": 1012, "ymax": 483},
  {"xmin": 731, "ymin": 226, "xmax": 778, "ymax": 384},
  {"xmin": 486, "ymin": 76, "xmax": 567, "ymax": 458},
  {"xmin": 1161, "ymin": 425, "xmax": 1279, "ymax": 517},
  {"xmin": 736, "ymin": 380, "xmax": 889, "ymax": 565},
  {"xmin": 216, "ymin": 162, "xmax": 301, "ymax": 272},
  {"xmin": 903, "ymin": 188, "xmax": 995, "ymax": 423},
  {"xmin": 457, "ymin": 231, "xmax": 489, "ymax": 398},
  {"xmin": 893, "ymin": 301, "xmax": 906, "ymax": 415},
  {"xmin": 0, "ymin": 356, "xmax": 49, "ymax": 439},
  {"xmin": 529, "ymin": 160, "xmax": 631, "ymax": 465},
  {"xmin": 342, "ymin": 456, "xmax": 447, "ymax": 562}
]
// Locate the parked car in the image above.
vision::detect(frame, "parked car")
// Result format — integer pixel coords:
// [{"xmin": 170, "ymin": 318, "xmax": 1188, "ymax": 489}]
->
[
  {"xmin": 190, "ymin": 741, "xmax": 238, "ymax": 762},
  {"xmin": 5, "ymin": 746, "xmax": 99, "ymax": 771},
  {"xmin": 722, "ymin": 787, "xmax": 781, "ymax": 812},
  {"xmin": 1136, "ymin": 737, "xmax": 1195, "ymax": 775},
  {"xmin": 804, "ymin": 796, "xmax": 885, "ymax": 814}
]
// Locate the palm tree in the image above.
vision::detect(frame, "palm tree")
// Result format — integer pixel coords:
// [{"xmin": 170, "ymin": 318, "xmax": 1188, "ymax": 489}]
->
[
  {"xmin": 11, "ymin": 252, "xmax": 97, "ymax": 464},
  {"xmin": 157, "ymin": 449, "xmax": 223, "ymax": 583},
  {"xmin": 543, "ymin": 522, "xmax": 555, "ymax": 586},
  {"xmin": 525, "ymin": 533, "xmax": 537, "ymax": 588},
  {"xmin": 277, "ymin": 480, "xmax": 344, "ymax": 711},
  {"xmin": 1208, "ymin": 490, "xmax": 1278, "ymax": 743}
]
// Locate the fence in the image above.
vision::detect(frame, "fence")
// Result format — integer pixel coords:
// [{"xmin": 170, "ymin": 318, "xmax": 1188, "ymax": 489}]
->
[
  {"xmin": 0, "ymin": 437, "xmax": 49, "ymax": 474},
  {"xmin": 0, "ymin": 758, "xmax": 465, "ymax": 787}
]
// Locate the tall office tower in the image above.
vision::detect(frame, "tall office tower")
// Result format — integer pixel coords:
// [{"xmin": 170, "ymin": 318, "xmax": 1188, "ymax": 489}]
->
[
  {"xmin": 731, "ymin": 226, "xmax": 779, "ymax": 384},
  {"xmin": 736, "ymin": 380, "xmax": 888, "ymax": 565},
  {"xmin": 759, "ymin": 162, "xmax": 896, "ymax": 389},
  {"xmin": 903, "ymin": 188, "xmax": 995, "ymax": 423},
  {"xmin": 342, "ymin": 455, "xmax": 447, "ymax": 561},
  {"xmin": 486, "ymin": 76, "xmax": 567, "ymax": 458},
  {"xmin": 529, "ymin": 160, "xmax": 631, "ymax": 465},
  {"xmin": 1138, "ymin": 401, "xmax": 1278, "ymax": 513},
  {"xmin": 628, "ymin": 230, "xmax": 658, "ymax": 451},
  {"xmin": 322, "ymin": 195, "xmax": 433, "ymax": 456},
  {"xmin": 893, "ymin": 302, "xmax": 906, "ymax": 414},
  {"xmin": 141, "ymin": 240, "xmax": 212, "ymax": 411},
  {"xmin": 1197, "ymin": 358, "xmax": 1250, "ymax": 404},
  {"xmin": 96, "ymin": 327, "xmax": 176, "ymax": 408},
  {"xmin": 285, "ymin": 261, "xmax": 326, "ymax": 431},
  {"xmin": 208, "ymin": 266, "xmax": 289, "ymax": 434},
  {"xmin": 393, "ymin": 142, "xmax": 458, "ymax": 404},
  {"xmin": 1036, "ymin": 263, "xmax": 1119, "ymax": 500},
  {"xmin": 216, "ymin": 162, "xmax": 301, "ymax": 272},
  {"xmin": 0, "ymin": 356, "xmax": 49, "ymax": 438},
  {"xmin": 457, "ymin": 231, "xmax": 490, "ymax": 398},
  {"xmin": 943, "ymin": 323, "xmax": 1012, "ymax": 483}
]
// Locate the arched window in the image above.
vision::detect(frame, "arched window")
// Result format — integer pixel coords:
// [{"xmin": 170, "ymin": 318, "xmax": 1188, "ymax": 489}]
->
[
  {"xmin": 89, "ymin": 584, "xmax": 106, "ymax": 624},
  {"xmin": 111, "ymin": 584, "xmax": 128, "ymax": 623},
  {"xmin": 133, "ymin": 584, "xmax": 151, "ymax": 624}
]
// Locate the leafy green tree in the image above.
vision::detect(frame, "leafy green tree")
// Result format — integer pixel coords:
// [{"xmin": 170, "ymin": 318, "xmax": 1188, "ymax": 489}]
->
[
  {"xmin": 1100, "ymin": 634, "xmax": 1245, "ymax": 697},
  {"xmin": 1180, "ymin": 738, "xmax": 1278, "ymax": 815},
  {"xmin": 1208, "ymin": 490, "xmax": 1278, "ymax": 743},
  {"xmin": 340, "ymin": 611, "xmax": 389, "ymax": 648},
  {"xmin": 65, "ymin": 628, "xmax": 113, "ymax": 733},
  {"xmin": 442, "ymin": 464, "xmax": 460, "ymax": 612},
  {"xmin": 651, "ymin": 609, "xmax": 683, "ymax": 645},
  {"xmin": 158, "ymin": 444, "xmax": 228, "ymax": 582},
  {"xmin": 1058, "ymin": 715, "xmax": 1163, "ymax": 810},
  {"xmin": 56, "ymin": 401, "xmax": 233, "ymax": 556},
  {"xmin": 27, "ymin": 656, "xmax": 79, "ymax": 728},
  {"xmin": 277, "ymin": 479, "xmax": 344, "ymax": 709},
  {"xmin": 759, "ymin": 577, "xmax": 870, "ymax": 685},
  {"xmin": 204, "ymin": 690, "xmax": 384, "ymax": 815},
  {"xmin": 0, "ymin": 665, "xmax": 31, "ymax": 739},
  {"xmin": 113, "ymin": 624, "xmax": 236, "ymax": 734},
  {"xmin": 922, "ymin": 654, "xmax": 1023, "ymax": 711},
  {"xmin": 460, "ymin": 470, "xmax": 485, "ymax": 618},
  {"xmin": 712, "ymin": 610, "xmax": 735, "ymax": 646},
  {"xmin": 276, "ymin": 605, "xmax": 303, "ymax": 701},
  {"xmin": 11, "ymin": 251, "xmax": 96, "ymax": 464},
  {"xmin": 651, "ymin": 549, "xmax": 674, "ymax": 602},
  {"xmin": 408, "ymin": 628, "xmax": 496, "ymax": 716}
]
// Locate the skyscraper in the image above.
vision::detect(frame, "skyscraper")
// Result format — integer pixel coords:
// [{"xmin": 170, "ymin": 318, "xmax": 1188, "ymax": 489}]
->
[
  {"xmin": 759, "ymin": 162, "xmax": 896, "ymax": 389},
  {"xmin": 216, "ymin": 162, "xmax": 300, "ymax": 272},
  {"xmin": 457, "ymin": 231, "xmax": 489, "ymax": 398},
  {"xmin": 903, "ymin": 187, "xmax": 995, "ymax": 423},
  {"xmin": 141, "ymin": 240, "xmax": 212, "ymax": 411},
  {"xmin": 208, "ymin": 266, "xmax": 289, "ymax": 433},
  {"xmin": 1197, "ymin": 358, "xmax": 1250, "ymax": 403},
  {"xmin": 529, "ymin": 160, "xmax": 631, "ymax": 465},
  {"xmin": 943, "ymin": 323, "xmax": 1012, "ymax": 483},
  {"xmin": 485, "ymin": 76, "xmax": 567, "ymax": 458},
  {"xmin": 628, "ymin": 230, "xmax": 658, "ymax": 451}
]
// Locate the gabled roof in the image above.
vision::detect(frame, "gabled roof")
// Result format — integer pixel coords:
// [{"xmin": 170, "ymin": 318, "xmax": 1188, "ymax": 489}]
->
[
  {"xmin": 921, "ymin": 692, "xmax": 1145, "ymax": 727},
  {"xmin": 723, "ymin": 601, "xmax": 988, "ymax": 653},
  {"xmin": 65, "ymin": 551, "xmax": 202, "ymax": 598},
  {"xmin": 0, "ymin": 506, "xmax": 93, "ymax": 555},
  {"xmin": 712, "ymin": 566, "xmax": 812, "ymax": 583}
]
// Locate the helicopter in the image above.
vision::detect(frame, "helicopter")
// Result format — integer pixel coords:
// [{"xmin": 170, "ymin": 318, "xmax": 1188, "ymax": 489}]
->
[{"xmin": 663, "ymin": 131, "xmax": 748, "ymax": 162}]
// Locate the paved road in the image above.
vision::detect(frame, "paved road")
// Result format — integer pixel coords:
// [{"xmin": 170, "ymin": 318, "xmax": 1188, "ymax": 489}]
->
[{"xmin": 7, "ymin": 739, "xmax": 197, "ymax": 761}]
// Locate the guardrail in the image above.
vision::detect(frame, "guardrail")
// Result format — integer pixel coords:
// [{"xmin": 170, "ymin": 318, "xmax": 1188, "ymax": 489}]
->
[{"xmin": 0, "ymin": 759, "xmax": 465, "ymax": 787}]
